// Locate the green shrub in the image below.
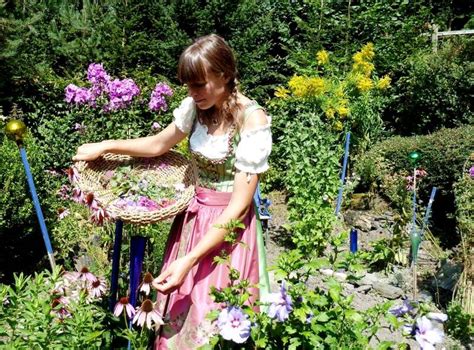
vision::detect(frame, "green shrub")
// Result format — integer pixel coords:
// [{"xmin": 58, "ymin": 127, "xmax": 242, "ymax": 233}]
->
[
  {"xmin": 355, "ymin": 125, "xmax": 474, "ymax": 246},
  {"xmin": 385, "ymin": 38, "xmax": 474, "ymax": 135}
]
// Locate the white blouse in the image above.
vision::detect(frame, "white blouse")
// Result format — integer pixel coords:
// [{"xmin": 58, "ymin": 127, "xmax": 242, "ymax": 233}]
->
[{"xmin": 173, "ymin": 97, "xmax": 272, "ymax": 174}]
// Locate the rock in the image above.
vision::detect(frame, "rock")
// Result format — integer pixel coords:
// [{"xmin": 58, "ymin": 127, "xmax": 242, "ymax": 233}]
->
[
  {"xmin": 432, "ymin": 260, "xmax": 462, "ymax": 291},
  {"xmin": 373, "ymin": 281, "xmax": 404, "ymax": 299},
  {"xmin": 355, "ymin": 272, "xmax": 380, "ymax": 286},
  {"xmin": 355, "ymin": 285, "xmax": 372, "ymax": 293}
]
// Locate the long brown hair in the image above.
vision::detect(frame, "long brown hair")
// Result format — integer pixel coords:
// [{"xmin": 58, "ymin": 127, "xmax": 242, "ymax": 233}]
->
[{"xmin": 178, "ymin": 34, "xmax": 241, "ymax": 129}]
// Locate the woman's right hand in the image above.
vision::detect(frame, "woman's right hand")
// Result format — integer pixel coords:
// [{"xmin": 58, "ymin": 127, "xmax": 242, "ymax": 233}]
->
[{"xmin": 72, "ymin": 141, "xmax": 109, "ymax": 161}]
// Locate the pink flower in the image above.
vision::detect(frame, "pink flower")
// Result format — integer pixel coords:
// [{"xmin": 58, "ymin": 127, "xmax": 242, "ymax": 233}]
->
[
  {"xmin": 114, "ymin": 297, "xmax": 135, "ymax": 319},
  {"xmin": 84, "ymin": 192, "xmax": 98, "ymax": 209},
  {"xmin": 139, "ymin": 272, "xmax": 154, "ymax": 296},
  {"xmin": 89, "ymin": 277, "xmax": 107, "ymax": 298},
  {"xmin": 57, "ymin": 207, "xmax": 70, "ymax": 220},
  {"xmin": 73, "ymin": 256, "xmax": 97, "ymax": 283},
  {"xmin": 71, "ymin": 187, "xmax": 84, "ymax": 202},
  {"xmin": 132, "ymin": 299, "xmax": 164, "ymax": 330},
  {"xmin": 66, "ymin": 167, "xmax": 80, "ymax": 183},
  {"xmin": 151, "ymin": 122, "xmax": 161, "ymax": 131},
  {"xmin": 90, "ymin": 205, "xmax": 110, "ymax": 225},
  {"xmin": 57, "ymin": 184, "xmax": 71, "ymax": 200}
]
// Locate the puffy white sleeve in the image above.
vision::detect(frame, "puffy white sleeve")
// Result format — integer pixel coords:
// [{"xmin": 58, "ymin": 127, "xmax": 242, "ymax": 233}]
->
[
  {"xmin": 235, "ymin": 116, "xmax": 272, "ymax": 174},
  {"xmin": 173, "ymin": 97, "xmax": 195, "ymax": 134}
]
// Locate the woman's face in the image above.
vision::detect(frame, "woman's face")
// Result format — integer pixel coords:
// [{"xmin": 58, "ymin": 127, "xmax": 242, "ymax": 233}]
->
[{"xmin": 187, "ymin": 70, "xmax": 228, "ymax": 110}]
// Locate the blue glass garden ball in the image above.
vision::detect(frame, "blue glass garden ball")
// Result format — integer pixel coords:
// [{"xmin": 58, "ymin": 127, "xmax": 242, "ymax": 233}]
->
[{"xmin": 5, "ymin": 119, "xmax": 27, "ymax": 142}]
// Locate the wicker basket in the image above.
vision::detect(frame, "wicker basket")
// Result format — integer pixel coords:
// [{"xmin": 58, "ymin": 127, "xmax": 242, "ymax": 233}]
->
[{"xmin": 74, "ymin": 151, "xmax": 197, "ymax": 224}]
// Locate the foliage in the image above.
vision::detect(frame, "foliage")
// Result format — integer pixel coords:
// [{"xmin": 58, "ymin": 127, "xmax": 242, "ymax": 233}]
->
[
  {"xmin": 0, "ymin": 268, "xmax": 112, "ymax": 349},
  {"xmin": 385, "ymin": 38, "xmax": 474, "ymax": 135},
  {"xmin": 272, "ymin": 109, "xmax": 341, "ymax": 255},
  {"xmin": 355, "ymin": 125, "xmax": 474, "ymax": 246},
  {"xmin": 445, "ymin": 302, "xmax": 473, "ymax": 345}
]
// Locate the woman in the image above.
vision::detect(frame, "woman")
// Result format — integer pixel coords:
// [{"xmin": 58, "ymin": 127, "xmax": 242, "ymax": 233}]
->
[{"xmin": 73, "ymin": 34, "xmax": 271, "ymax": 349}]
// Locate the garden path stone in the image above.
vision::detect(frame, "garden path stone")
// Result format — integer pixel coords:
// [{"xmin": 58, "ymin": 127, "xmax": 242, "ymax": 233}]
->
[{"xmin": 373, "ymin": 281, "xmax": 404, "ymax": 299}]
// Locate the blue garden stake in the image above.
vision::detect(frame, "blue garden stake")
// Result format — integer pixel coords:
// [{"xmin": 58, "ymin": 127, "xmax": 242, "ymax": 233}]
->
[
  {"xmin": 350, "ymin": 228, "xmax": 358, "ymax": 253},
  {"xmin": 109, "ymin": 220, "xmax": 123, "ymax": 312},
  {"xmin": 5, "ymin": 120, "xmax": 56, "ymax": 270},
  {"xmin": 128, "ymin": 235, "xmax": 147, "ymax": 350},
  {"xmin": 129, "ymin": 236, "xmax": 147, "ymax": 308},
  {"xmin": 335, "ymin": 132, "xmax": 351, "ymax": 216}
]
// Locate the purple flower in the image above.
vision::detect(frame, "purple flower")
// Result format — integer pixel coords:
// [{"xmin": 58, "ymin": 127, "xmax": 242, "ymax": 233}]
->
[
  {"xmin": 151, "ymin": 121, "xmax": 161, "ymax": 131},
  {"xmin": 73, "ymin": 122, "xmax": 87, "ymax": 134},
  {"xmin": 105, "ymin": 78, "xmax": 140, "ymax": 111},
  {"xmin": 415, "ymin": 316, "xmax": 444, "ymax": 350},
  {"xmin": 137, "ymin": 196, "xmax": 160, "ymax": 211},
  {"xmin": 262, "ymin": 281, "xmax": 293, "ymax": 322},
  {"xmin": 149, "ymin": 82, "xmax": 173, "ymax": 112},
  {"xmin": 65, "ymin": 84, "xmax": 94, "ymax": 105},
  {"xmin": 469, "ymin": 166, "xmax": 474, "ymax": 178},
  {"xmin": 217, "ymin": 306, "xmax": 251, "ymax": 344},
  {"xmin": 87, "ymin": 63, "xmax": 110, "ymax": 87},
  {"xmin": 390, "ymin": 299, "xmax": 415, "ymax": 317}
]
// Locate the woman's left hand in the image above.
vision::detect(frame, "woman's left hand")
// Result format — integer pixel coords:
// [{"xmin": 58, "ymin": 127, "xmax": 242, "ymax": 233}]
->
[{"xmin": 152, "ymin": 255, "xmax": 195, "ymax": 294}]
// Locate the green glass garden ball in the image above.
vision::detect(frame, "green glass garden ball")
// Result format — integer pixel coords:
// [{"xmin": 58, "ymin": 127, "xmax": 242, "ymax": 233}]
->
[
  {"xmin": 5, "ymin": 119, "xmax": 27, "ymax": 141},
  {"xmin": 408, "ymin": 151, "xmax": 420, "ymax": 164}
]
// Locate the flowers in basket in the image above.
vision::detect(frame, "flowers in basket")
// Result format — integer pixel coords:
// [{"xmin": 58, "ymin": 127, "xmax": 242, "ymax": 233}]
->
[{"xmin": 102, "ymin": 164, "xmax": 187, "ymax": 212}]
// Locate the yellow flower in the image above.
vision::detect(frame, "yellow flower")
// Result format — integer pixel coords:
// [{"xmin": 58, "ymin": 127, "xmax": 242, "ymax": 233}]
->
[
  {"xmin": 356, "ymin": 76, "xmax": 373, "ymax": 92},
  {"xmin": 288, "ymin": 75, "xmax": 308, "ymax": 97},
  {"xmin": 353, "ymin": 52, "xmax": 364, "ymax": 64},
  {"xmin": 306, "ymin": 77, "xmax": 326, "ymax": 96},
  {"xmin": 274, "ymin": 86, "xmax": 290, "ymax": 98},
  {"xmin": 325, "ymin": 108, "xmax": 335, "ymax": 119},
  {"xmin": 360, "ymin": 42, "xmax": 375, "ymax": 61},
  {"xmin": 376, "ymin": 75, "xmax": 391, "ymax": 90},
  {"xmin": 316, "ymin": 50, "xmax": 329, "ymax": 65},
  {"xmin": 336, "ymin": 106, "xmax": 349, "ymax": 118},
  {"xmin": 334, "ymin": 121, "xmax": 343, "ymax": 131}
]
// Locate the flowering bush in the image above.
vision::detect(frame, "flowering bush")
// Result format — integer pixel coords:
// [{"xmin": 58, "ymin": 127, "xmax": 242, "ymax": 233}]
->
[
  {"xmin": 0, "ymin": 265, "xmax": 111, "ymax": 348},
  {"xmin": 63, "ymin": 63, "xmax": 174, "ymax": 144},
  {"xmin": 204, "ymin": 221, "xmax": 391, "ymax": 349},
  {"xmin": 273, "ymin": 43, "xmax": 390, "ymax": 150}
]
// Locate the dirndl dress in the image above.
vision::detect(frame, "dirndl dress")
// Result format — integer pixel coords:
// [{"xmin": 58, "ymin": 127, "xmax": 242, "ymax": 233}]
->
[{"xmin": 154, "ymin": 97, "xmax": 272, "ymax": 349}]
